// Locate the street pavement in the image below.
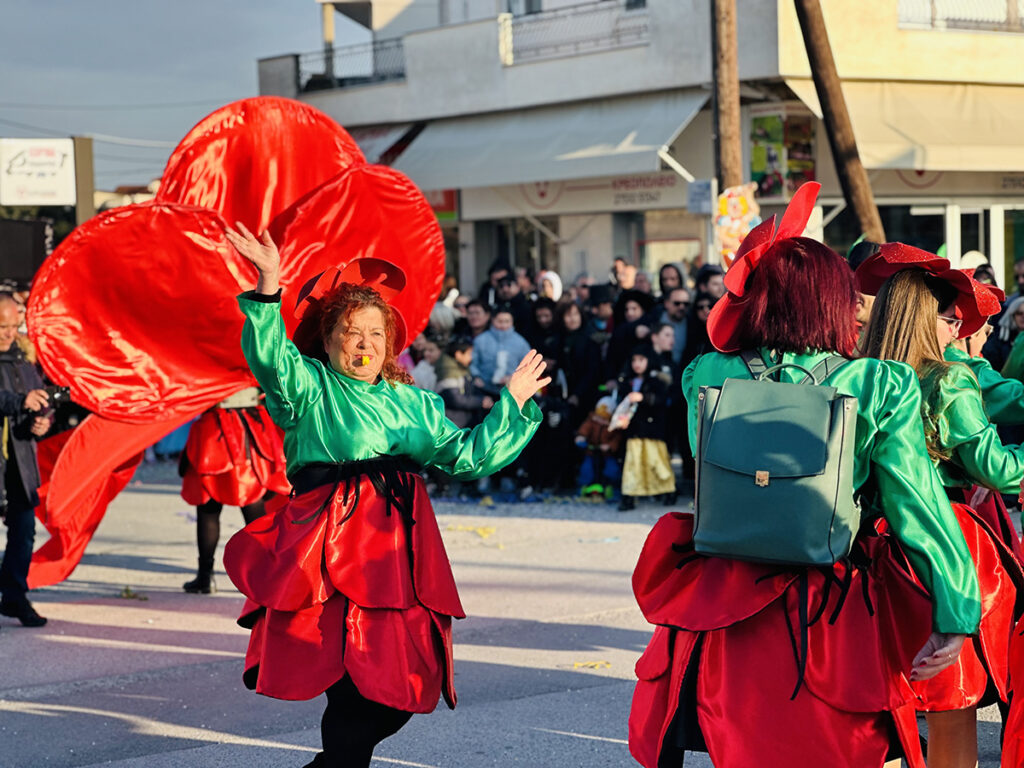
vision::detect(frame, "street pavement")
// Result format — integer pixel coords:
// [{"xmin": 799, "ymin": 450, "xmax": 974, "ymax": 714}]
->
[{"xmin": 0, "ymin": 463, "xmax": 1004, "ymax": 767}]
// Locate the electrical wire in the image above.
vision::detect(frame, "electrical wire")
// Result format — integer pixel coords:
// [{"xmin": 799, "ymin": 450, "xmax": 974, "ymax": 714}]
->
[
  {"xmin": 0, "ymin": 117, "xmax": 176, "ymax": 147},
  {"xmin": 0, "ymin": 99, "xmax": 230, "ymax": 111}
]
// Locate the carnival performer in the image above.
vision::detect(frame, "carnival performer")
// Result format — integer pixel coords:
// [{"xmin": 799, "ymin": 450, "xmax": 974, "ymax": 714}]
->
[
  {"xmin": 628, "ymin": 185, "xmax": 980, "ymax": 768},
  {"xmin": 178, "ymin": 388, "xmax": 289, "ymax": 593},
  {"xmin": 857, "ymin": 247, "xmax": 1024, "ymax": 768},
  {"xmin": 221, "ymin": 223, "xmax": 546, "ymax": 768}
]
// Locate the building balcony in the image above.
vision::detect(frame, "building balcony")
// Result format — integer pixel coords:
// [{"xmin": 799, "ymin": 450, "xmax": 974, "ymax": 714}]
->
[
  {"xmin": 299, "ymin": 37, "xmax": 405, "ymax": 92},
  {"xmin": 898, "ymin": 0, "xmax": 1024, "ymax": 32},
  {"xmin": 506, "ymin": 0, "xmax": 650, "ymax": 65}
]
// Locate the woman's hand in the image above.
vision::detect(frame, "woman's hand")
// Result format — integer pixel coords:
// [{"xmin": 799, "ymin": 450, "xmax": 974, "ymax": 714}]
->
[
  {"xmin": 627, "ymin": 391, "xmax": 643, "ymax": 403},
  {"xmin": 909, "ymin": 632, "xmax": 966, "ymax": 681},
  {"xmin": 507, "ymin": 350, "xmax": 551, "ymax": 410},
  {"xmin": 225, "ymin": 222, "xmax": 281, "ymax": 295}
]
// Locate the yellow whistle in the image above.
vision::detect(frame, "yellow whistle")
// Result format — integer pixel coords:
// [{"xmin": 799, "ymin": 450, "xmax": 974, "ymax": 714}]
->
[{"xmin": 361, "ymin": 355, "xmax": 370, "ymax": 366}]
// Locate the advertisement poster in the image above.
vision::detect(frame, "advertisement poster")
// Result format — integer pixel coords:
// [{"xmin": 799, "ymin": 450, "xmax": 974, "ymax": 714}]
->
[
  {"xmin": 0, "ymin": 138, "xmax": 77, "ymax": 206},
  {"xmin": 750, "ymin": 105, "xmax": 816, "ymax": 202}
]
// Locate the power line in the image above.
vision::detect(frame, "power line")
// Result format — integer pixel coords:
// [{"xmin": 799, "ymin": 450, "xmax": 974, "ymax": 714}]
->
[
  {"xmin": 0, "ymin": 98, "xmax": 231, "ymax": 111},
  {"xmin": 0, "ymin": 116, "xmax": 177, "ymax": 148}
]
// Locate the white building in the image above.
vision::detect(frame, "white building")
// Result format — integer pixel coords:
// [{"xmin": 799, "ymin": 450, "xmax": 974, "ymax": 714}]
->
[{"xmin": 258, "ymin": 0, "xmax": 1024, "ymax": 291}]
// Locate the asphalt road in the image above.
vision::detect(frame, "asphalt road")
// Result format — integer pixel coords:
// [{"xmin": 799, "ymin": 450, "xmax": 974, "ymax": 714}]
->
[{"xmin": 0, "ymin": 465, "xmax": 1004, "ymax": 767}]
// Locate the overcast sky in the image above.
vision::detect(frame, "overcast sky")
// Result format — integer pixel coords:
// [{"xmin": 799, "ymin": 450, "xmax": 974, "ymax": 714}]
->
[{"xmin": 0, "ymin": 0, "xmax": 367, "ymax": 189}]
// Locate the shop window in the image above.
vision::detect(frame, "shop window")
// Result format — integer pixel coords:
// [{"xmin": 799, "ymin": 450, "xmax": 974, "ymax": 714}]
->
[{"xmin": 823, "ymin": 204, "xmax": 945, "ymax": 257}]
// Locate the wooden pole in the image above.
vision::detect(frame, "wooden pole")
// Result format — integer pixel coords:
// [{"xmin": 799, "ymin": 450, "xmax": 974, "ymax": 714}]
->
[
  {"xmin": 793, "ymin": 0, "xmax": 885, "ymax": 242},
  {"xmin": 711, "ymin": 0, "xmax": 743, "ymax": 190},
  {"xmin": 72, "ymin": 136, "xmax": 95, "ymax": 225}
]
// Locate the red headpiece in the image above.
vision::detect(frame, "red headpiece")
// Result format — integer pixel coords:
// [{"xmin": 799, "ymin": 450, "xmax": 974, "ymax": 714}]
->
[
  {"xmin": 707, "ymin": 181, "xmax": 821, "ymax": 353},
  {"xmin": 854, "ymin": 244, "xmax": 995, "ymax": 339}
]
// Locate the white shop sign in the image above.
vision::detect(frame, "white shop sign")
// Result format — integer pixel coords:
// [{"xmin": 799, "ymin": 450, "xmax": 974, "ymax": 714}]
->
[
  {"xmin": 460, "ymin": 171, "xmax": 689, "ymax": 221},
  {"xmin": 0, "ymin": 138, "xmax": 76, "ymax": 206}
]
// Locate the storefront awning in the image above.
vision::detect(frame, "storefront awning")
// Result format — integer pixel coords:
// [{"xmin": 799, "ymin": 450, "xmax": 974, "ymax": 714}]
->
[
  {"xmin": 787, "ymin": 79, "xmax": 1024, "ymax": 172},
  {"xmin": 346, "ymin": 123, "xmax": 414, "ymax": 164},
  {"xmin": 392, "ymin": 89, "xmax": 708, "ymax": 190}
]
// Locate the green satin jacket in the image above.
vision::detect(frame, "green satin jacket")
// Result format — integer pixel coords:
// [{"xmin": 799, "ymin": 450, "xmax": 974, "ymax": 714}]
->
[
  {"xmin": 682, "ymin": 349, "xmax": 980, "ymax": 635},
  {"xmin": 921, "ymin": 361, "xmax": 1024, "ymax": 494},
  {"xmin": 238, "ymin": 292, "xmax": 541, "ymax": 478},
  {"xmin": 944, "ymin": 345, "xmax": 1024, "ymax": 425}
]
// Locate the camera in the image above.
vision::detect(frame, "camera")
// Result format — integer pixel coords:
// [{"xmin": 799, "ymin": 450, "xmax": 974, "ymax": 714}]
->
[{"xmin": 43, "ymin": 385, "xmax": 71, "ymax": 406}]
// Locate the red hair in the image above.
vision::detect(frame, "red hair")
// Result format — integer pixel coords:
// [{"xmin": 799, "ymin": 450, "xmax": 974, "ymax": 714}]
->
[
  {"xmin": 731, "ymin": 237, "xmax": 858, "ymax": 356},
  {"xmin": 317, "ymin": 283, "xmax": 413, "ymax": 385}
]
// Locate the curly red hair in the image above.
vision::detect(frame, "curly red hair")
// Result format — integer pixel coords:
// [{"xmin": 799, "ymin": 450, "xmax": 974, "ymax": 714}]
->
[{"xmin": 317, "ymin": 283, "xmax": 413, "ymax": 385}]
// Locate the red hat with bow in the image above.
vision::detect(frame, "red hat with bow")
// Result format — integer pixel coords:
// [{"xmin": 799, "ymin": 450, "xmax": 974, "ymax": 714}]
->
[
  {"xmin": 707, "ymin": 181, "xmax": 821, "ymax": 353},
  {"xmin": 854, "ymin": 244, "xmax": 996, "ymax": 339}
]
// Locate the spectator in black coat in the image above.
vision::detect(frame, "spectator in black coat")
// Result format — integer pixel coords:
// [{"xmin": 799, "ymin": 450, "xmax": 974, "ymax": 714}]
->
[
  {"xmin": 606, "ymin": 290, "xmax": 656, "ymax": 379},
  {"xmin": 557, "ymin": 302, "xmax": 602, "ymax": 427}
]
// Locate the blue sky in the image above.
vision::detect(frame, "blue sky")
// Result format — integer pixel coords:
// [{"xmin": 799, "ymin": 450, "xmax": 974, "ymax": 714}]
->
[{"xmin": 0, "ymin": 1, "xmax": 366, "ymax": 189}]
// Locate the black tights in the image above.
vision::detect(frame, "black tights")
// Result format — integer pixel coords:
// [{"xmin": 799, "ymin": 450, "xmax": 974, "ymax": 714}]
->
[
  {"xmin": 319, "ymin": 676, "xmax": 413, "ymax": 768},
  {"xmin": 195, "ymin": 499, "xmax": 264, "ymax": 572}
]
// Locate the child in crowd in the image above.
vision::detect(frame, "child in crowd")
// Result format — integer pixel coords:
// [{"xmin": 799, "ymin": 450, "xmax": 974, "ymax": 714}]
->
[
  {"xmin": 410, "ymin": 331, "xmax": 442, "ymax": 391},
  {"xmin": 436, "ymin": 340, "xmax": 494, "ymax": 429},
  {"xmin": 617, "ymin": 349, "xmax": 675, "ymax": 511},
  {"xmin": 575, "ymin": 395, "xmax": 624, "ymax": 499}
]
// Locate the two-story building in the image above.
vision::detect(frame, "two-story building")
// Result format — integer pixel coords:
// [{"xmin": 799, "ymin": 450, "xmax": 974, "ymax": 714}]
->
[{"xmin": 258, "ymin": 0, "xmax": 1024, "ymax": 291}]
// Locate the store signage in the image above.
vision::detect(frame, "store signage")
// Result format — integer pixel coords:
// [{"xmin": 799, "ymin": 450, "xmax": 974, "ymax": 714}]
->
[
  {"xmin": 461, "ymin": 171, "xmax": 688, "ymax": 220},
  {"xmin": 0, "ymin": 138, "xmax": 77, "ymax": 206},
  {"xmin": 686, "ymin": 179, "xmax": 717, "ymax": 215},
  {"xmin": 750, "ymin": 104, "xmax": 816, "ymax": 203},
  {"xmin": 425, "ymin": 188, "xmax": 458, "ymax": 222}
]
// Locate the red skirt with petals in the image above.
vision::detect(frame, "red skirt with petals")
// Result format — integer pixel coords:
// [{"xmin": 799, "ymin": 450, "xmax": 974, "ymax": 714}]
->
[
  {"xmin": 911, "ymin": 502, "xmax": 1023, "ymax": 711},
  {"xmin": 180, "ymin": 406, "xmax": 290, "ymax": 507},
  {"xmin": 223, "ymin": 467, "xmax": 464, "ymax": 713},
  {"xmin": 629, "ymin": 512, "xmax": 933, "ymax": 768},
  {"xmin": 1001, "ymin": 616, "xmax": 1024, "ymax": 768}
]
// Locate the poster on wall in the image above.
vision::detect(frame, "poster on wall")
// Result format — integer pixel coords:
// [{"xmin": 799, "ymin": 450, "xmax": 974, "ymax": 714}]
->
[
  {"xmin": 0, "ymin": 138, "xmax": 76, "ymax": 206},
  {"xmin": 716, "ymin": 182, "xmax": 761, "ymax": 269},
  {"xmin": 750, "ymin": 105, "xmax": 816, "ymax": 203}
]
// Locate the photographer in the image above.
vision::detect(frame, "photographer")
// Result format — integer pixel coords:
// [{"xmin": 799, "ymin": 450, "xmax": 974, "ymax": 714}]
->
[{"xmin": 0, "ymin": 294, "xmax": 52, "ymax": 628}]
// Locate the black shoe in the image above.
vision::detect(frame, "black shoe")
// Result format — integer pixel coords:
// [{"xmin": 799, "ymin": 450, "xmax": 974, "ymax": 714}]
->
[
  {"xmin": 183, "ymin": 572, "xmax": 216, "ymax": 594},
  {"xmin": 0, "ymin": 599, "xmax": 47, "ymax": 627},
  {"xmin": 618, "ymin": 496, "xmax": 635, "ymax": 512},
  {"xmin": 662, "ymin": 492, "xmax": 677, "ymax": 507},
  {"xmin": 301, "ymin": 753, "xmax": 325, "ymax": 768}
]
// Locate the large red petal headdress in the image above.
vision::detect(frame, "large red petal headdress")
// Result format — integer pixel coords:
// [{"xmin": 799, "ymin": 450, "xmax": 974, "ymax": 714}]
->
[
  {"xmin": 25, "ymin": 97, "xmax": 444, "ymax": 586},
  {"xmin": 707, "ymin": 181, "xmax": 821, "ymax": 353}
]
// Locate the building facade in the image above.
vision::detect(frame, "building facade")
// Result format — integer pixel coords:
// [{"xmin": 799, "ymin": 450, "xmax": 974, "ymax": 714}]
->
[{"xmin": 258, "ymin": 0, "xmax": 1024, "ymax": 290}]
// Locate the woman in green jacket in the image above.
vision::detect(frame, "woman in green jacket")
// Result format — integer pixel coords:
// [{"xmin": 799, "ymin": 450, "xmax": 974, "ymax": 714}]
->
[
  {"xmin": 629, "ymin": 184, "xmax": 979, "ymax": 768},
  {"xmin": 858, "ymin": 245, "xmax": 1023, "ymax": 768},
  {"xmin": 221, "ymin": 224, "xmax": 547, "ymax": 768}
]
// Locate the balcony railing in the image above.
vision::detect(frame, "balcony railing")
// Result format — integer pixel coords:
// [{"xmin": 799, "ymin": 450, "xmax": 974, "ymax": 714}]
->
[
  {"xmin": 507, "ymin": 0, "xmax": 650, "ymax": 65},
  {"xmin": 899, "ymin": 0, "xmax": 1024, "ymax": 32},
  {"xmin": 299, "ymin": 38, "xmax": 405, "ymax": 92}
]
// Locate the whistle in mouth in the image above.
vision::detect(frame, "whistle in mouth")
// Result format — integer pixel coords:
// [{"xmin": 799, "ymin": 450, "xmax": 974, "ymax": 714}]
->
[{"xmin": 356, "ymin": 355, "xmax": 370, "ymax": 367}]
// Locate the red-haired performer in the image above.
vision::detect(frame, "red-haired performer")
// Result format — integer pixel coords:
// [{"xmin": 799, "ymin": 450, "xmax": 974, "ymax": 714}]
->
[
  {"xmin": 858, "ymin": 247, "xmax": 1023, "ymax": 768},
  {"xmin": 628, "ymin": 184, "xmax": 980, "ymax": 768},
  {"xmin": 222, "ymin": 223, "xmax": 547, "ymax": 768},
  {"xmin": 179, "ymin": 389, "xmax": 289, "ymax": 593}
]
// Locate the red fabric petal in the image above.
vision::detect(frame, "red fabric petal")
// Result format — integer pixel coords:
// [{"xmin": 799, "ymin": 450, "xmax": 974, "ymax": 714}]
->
[
  {"xmin": 773, "ymin": 181, "xmax": 821, "ymax": 241},
  {"xmin": 28, "ymin": 204, "xmax": 257, "ymax": 422},
  {"xmin": 156, "ymin": 96, "xmax": 364, "ymax": 235}
]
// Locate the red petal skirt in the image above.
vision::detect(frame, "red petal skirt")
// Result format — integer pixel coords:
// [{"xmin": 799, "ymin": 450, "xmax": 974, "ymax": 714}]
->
[
  {"xmin": 223, "ymin": 469, "xmax": 464, "ymax": 713},
  {"xmin": 180, "ymin": 406, "xmax": 290, "ymax": 507},
  {"xmin": 630, "ymin": 512, "xmax": 936, "ymax": 768}
]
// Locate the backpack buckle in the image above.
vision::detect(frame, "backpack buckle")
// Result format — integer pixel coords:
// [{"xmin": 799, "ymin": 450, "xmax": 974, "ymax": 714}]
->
[{"xmin": 755, "ymin": 470, "xmax": 770, "ymax": 487}]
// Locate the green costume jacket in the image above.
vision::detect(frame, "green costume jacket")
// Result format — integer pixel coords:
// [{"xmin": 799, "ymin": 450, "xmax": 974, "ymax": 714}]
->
[
  {"xmin": 238, "ymin": 291, "xmax": 541, "ymax": 478},
  {"xmin": 682, "ymin": 349, "xmax": 980, "ymax": 635},
  {"xmin": 945, "ymin": 345, "xmax": 1024, "ymax": 425}
]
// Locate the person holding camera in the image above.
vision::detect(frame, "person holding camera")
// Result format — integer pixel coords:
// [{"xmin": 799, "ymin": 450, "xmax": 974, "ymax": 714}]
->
[{"xmin": 0, "ymin": 294, "xmax": 53, "ymax": 628}]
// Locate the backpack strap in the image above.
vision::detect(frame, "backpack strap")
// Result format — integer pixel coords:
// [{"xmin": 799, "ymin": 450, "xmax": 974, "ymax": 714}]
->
[
  {"xmin": 803, "ymin": 355, "xmax": 851, "ymax": 385},
  {"xmin": 739, "ymin": 349, "xmax": 769, "ymax": 380}
]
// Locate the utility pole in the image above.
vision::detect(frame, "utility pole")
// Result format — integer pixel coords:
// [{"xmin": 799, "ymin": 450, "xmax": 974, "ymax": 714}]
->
[
  {"xmin": 72, "ymin": 136, "xmax": 95, "ymax": 225},
  {"xmin": 711, "ymin": 0, "xmax": 742, "ymax": 190},
  {"xmin": 793, "ymin": 0, "xmax": 884, "ymax": 242}
]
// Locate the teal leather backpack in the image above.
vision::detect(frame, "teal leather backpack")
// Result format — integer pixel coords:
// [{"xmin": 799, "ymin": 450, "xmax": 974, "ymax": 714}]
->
[{"xmin": 693, "ymin": 351, "xmax": 860, "ymax": 566}]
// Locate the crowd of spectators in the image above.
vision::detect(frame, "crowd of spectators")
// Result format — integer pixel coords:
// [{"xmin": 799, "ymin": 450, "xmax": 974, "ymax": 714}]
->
[{"xmin": 400, "ymin": 259, "xmax": 728, "ymax": 503}]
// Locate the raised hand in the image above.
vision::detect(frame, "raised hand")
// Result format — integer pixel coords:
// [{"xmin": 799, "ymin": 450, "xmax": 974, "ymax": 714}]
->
[
  {"xmin": 224, "ymin": 222, "xmax": 280, "ymax": 294},
  {"xmin": 507, "ymin": 350, "xmax": 552, "ymax": 411}
]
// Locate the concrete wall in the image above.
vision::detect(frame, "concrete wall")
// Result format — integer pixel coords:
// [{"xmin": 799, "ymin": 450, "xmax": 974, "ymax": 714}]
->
[
  {"xmin": 777, "ymin": 0, "xmax": 1024, "ymax": 85},
  {"xmin": 293, "ymin": 0, "xmax": 781, "ymax": 127},
  {"xmin": 557, "ymin": 213, "xmax": 616, "ymax": 280}
]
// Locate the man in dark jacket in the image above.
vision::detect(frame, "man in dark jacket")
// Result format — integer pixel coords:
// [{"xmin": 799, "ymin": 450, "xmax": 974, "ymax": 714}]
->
[{"xmin": 0, "ymin": 295, "xmax": 53, "ymax": 627}]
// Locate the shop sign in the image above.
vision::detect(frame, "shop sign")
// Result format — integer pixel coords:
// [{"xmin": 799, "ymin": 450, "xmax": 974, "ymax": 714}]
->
[
  {"xmin": 460, "ymin": 171, "xmax": 688, "ymax": 220},
  {"xmin": 0, "ymin": 138, "xmax": 76, "ymax": 206},
  {"xmin": 425, "ymin": 188, "xmax": 458, "ymax": 222}
]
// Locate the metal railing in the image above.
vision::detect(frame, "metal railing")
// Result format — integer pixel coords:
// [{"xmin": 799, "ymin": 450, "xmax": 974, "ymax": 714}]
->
[
  {"xmin": 298, "ymin": 38, "xmax": 405, "ymax": 92},
  {"xmin": 507, "ymin": 0, "xmax": 650, "ymax": 65},
  {"xmin": 898, "ymin": 0, "xmax": 1024, "ymax": 32}
]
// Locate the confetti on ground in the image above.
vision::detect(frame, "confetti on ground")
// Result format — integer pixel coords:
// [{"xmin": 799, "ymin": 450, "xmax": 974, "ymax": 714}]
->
[
  {"xmin": 116, "ymin": 586, "xmax": 148, "ymax": 601},
  {"xmin": 446, "ymin": 524, "xmax": 497, "ymax": 540},
  {"xmin": 572, "ymin": 661, "xmax": 612, "ymax": 670}
]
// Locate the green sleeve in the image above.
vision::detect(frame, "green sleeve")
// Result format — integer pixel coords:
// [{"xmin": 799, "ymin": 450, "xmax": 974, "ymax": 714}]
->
[
  {"xmin": 1003, "ymin": 332, "xmax": 1024, "ymax": 381},
  {"xmin": 422, "ymin": 388, "xmax": 542, "ymax": 480},
  {"xmin": 682, "ymin": 356, "xmax": 700, "ymax": 455},
  {"xmin": 946, "ymin": 345, "xmax": 1024, "ymax": 425},
  {"xmin": 237, "ymin": 291, "xmax": 322, "ymax": 428},
  {"xmin": 936, "ymin": 365, "xmax": 1024, "ymax": 495},
  {"xmin": 871, "ymin": 363, "xmax": 981, "ymax": 634}
]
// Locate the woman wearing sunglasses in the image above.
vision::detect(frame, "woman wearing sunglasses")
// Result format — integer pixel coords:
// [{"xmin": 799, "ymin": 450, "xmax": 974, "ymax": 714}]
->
[{"xmin": 858, "ymin": 245, "xmax": 1024, "ymax": 768}]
